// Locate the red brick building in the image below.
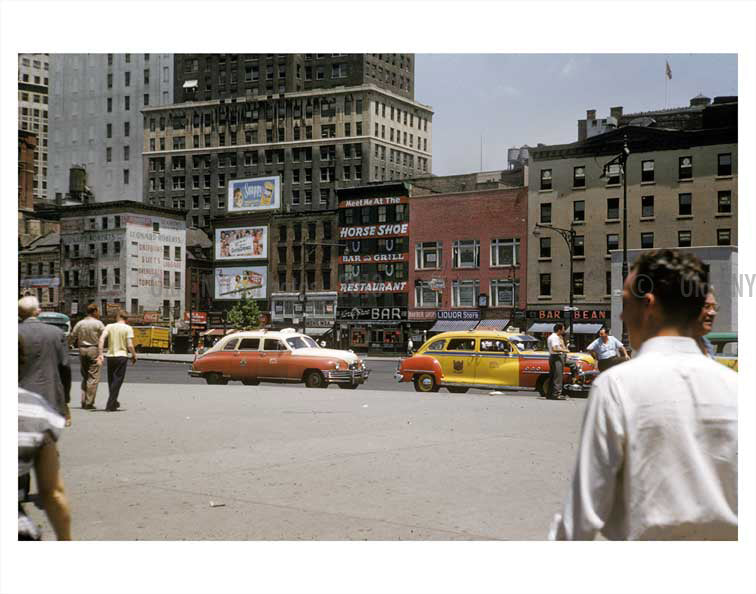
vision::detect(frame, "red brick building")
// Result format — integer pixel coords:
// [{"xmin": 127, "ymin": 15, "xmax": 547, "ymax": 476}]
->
[{"xmin": 408, "ymin": 185, "xmax": 529, "ymax": 337}]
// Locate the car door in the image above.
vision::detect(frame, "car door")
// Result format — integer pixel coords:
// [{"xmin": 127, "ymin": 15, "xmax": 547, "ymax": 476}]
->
[
  {"xmin": 259, "ymin": 338, "xmax": 293, "ymax": 379},
  {"xmin": 477, "ymin": 337, "xmax": 519, "ymax": 387},
  {"xmin": 213, "ymin": 338, "xmax": 240, "ymax": 376},
  {"xmin": 438, "ymin": 337, "xmax": 479, "ymax": 384},
  {"xmin": 234, "ymin": 337, "xmax": 261, "ymax": 379}
]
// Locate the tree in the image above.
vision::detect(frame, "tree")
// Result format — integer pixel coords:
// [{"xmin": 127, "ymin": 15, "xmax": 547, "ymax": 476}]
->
[{"xmin": 226, "ymin": 291, "xmax": 262, "ymax": 331}]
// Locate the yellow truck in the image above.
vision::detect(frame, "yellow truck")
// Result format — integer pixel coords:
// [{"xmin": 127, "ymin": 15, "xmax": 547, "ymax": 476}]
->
[{"xmin": 132, "ymin": 326, "xmax": 171, "ymax": 353}]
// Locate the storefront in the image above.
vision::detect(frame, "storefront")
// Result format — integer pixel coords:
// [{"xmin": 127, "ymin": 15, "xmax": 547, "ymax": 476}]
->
[
  {"xmin": 525, "ymin": 308, "xmax": 610, "ymax": 350},
  {"xmin": 336, "ymin": 306, "xmax": 407, "ymax": 354}
]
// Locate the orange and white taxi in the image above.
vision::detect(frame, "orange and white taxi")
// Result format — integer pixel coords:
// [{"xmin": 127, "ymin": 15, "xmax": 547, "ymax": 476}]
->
[
  {"xmin": 189, "ymin": 328, "xmax": 369, "ymax": 389},
  {"xmin": 395, "ymin": 330, "xmax": 598, "ymax": 396}
]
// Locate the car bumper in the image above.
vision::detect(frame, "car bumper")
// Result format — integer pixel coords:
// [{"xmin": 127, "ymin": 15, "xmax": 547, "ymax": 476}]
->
[
  {"xmin": 324, "ymin": 369, "xmax": 370, "ymax": 384},
  {"xmin": 188, "ymin": 370, "xmax": 203, "ymax": 378}
]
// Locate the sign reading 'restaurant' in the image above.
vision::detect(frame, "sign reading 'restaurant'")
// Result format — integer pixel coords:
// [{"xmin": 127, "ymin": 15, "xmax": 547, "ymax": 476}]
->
[
  {"xmin": 338, "ymin": 196, "xmax": 408, "ymax": 209},
  {"xmin": 339, "ymin": 281, "xmax": 407, "ymax": 293},
  {"xmin": 339, "ymin": 223, "xmax": 409, "ymax": 239}
]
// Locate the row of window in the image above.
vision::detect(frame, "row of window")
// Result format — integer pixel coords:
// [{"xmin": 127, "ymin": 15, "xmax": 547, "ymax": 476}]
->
[
  {"xmin": 23, "ymin": 261, "xmax": 56, "ymax": 276},
  {"xmin": 18, "ymin": 73, "xmax": 48, "ymax": 85},
  {"xmin": 540, "ymin": 153, "xmax": 733, "ymax": 190},
  {"xmin": 63, "ymin": 268, "xmax": 181, "ymax": 289},
  {"xmin": 18, "ymin": 92, "xmax": 48, "ymax": 104},
  {"xmin": 414, "ymin": 239, "xmax": 520, "ymax": 270},
  {"xmin": 414, "ymin": 280, "xmax": 518, "ymax": 308},
  {"xmin": 20, "ymin": 57, "xmax": 48, "ymax": 70},
  {"xmin": 276, "ymin": 270, "xmax": 332, "ymax": 292},
  {"xmin": 373, "ymin": 123, "xmax": 427, "ymax": 150},
  {"xmin": 278, "ymin": 222, "xmax": 333, "ymax": 242},
  {"xmin": 540, "ymin": 190, "xmax": 733, "ymax": 225},
  {"xmin": 19, "ymin": 107, "xmax": 47, "ymax": 119},
  {"xmin": 374, "ymin": 101, "xmax": 428, "ymax": 131},
  {"xmin": 272, "ymin": 300, "xmax": 336, "ymax": 317}
]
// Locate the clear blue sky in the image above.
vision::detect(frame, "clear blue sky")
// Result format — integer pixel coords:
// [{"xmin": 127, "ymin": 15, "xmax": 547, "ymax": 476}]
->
[{"xmin": 415, "ymin": 54, "xmax": 738, "ymax": 176}]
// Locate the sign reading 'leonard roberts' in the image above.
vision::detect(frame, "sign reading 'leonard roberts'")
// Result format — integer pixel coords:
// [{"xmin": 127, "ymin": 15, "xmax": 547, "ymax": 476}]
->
[
  {"xmin": 339, "ymin": 281, "xmax": 408, "ymax": 293},
  {"xmin": 338, "ymin": 223, "xmax": 409, "ymax": 239}
]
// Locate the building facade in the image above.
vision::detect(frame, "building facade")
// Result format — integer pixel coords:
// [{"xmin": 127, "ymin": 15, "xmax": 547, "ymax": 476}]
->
[
  {"xmin": 141, "ymin": 85, "xmax": 432, "ymax": 232},
  {"xmin": 58, "ymin": 202, "xmax": 186, "ymax": 319},
  {"xmin": 174, "ymin": 53, "xmax": 414, "ymax": 103},
  {"xmin": 408, "ymin": 184, "xmax": 529, "ymax": 337},
  {"xmin": 18, "ymin": 54, "xmax": 49, "ymax": 202},
  {"xmin": 528, "ymin": 100, "xmax": 737, "ymax": 337},
  {"xmin": 48, "ymin": 53, "xmax": 174, "ymax": 203},
  {"xmin": 19, "ymin": 232, "xmax": 62, "ymax": 310}
]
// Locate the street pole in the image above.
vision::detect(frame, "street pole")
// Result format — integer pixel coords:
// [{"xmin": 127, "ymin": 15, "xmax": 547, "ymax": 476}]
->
[{"xmin": 621, "ymin": 136, "xmax": 630, "ymax": 348}]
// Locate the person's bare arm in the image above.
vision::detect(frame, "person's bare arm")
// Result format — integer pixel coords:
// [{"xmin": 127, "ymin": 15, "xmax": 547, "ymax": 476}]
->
[
  {"xmin": 97, "ymin": 326, "xmax": 109, "ymax": 364},
  {"xmin": 35, "ymin": 436, "xmax": 71, "ymax": 540},
  {"xmin": 128, "ymin": 337, "xmax": 137, "ymax": 365}
]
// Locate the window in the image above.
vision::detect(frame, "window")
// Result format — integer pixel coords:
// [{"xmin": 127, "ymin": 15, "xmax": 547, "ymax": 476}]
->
[
  {"xmin": 573, "ymin": 166, "xmax": 585, "ymax": 188},
  {"xmin": 107, "ymin": 73, "xmax": 112, "ymax": 88},
  {"xmin": 125, "ymin": 71, "xmax": 130, "ymax": 87},
  {"xmin": 718, "ymin": 153, "xmax": 732, "ymax": 176},
  {"xmin": 540, "ymin": 273, "xmax": 551, "ymax": 296},
  {"xmin": 717, "ymin": 229, "xmax": 731, "ymax": 246},
  {"xmin": 540, "ymin": 169, "xmax": 552, "ymax": 190},
  {"xmin": 641, "ymin": 160, "xmax": 655, "ymax": 183},
  {"xmin": 107, "ymin": 97, "xmax": 112, "ymax": 112},
  {"xmin": 263, "ymin": 338, "xmax": 287, "ymax": 352},
  {"xmin": 491, "ymin": 280, "xmax": 519, "ymax": 307},
  {"xmin": 124, "ymin": 96, "xmax": 130, "ymax": 111},
  {"xmin": 573, "ymin": 235, "xmax": 584, "ymax": 257},
  {"xmin": 451, "ymin": 280, "xmax": 480, "ymax": 307},
  {"xmin": 415, "ymin": 242, "xmax": 442, "ymax": 270},
  {"xmin": 101, "ymin": 269, "xmax": 108, "ymax": 286},
  {"xmin": 607, "ymin": 164, "xmax": 620, "ymax": 185},
  {"xmin": 607, "ymin": 197, "xmax": 619, "ymax": 220},
  {"xmin": 124, "ymin": 122, "xmax": 130, "ymax": 136},
  {"xmin": 174, "ymin": 246, "xmax": 181, "ymax": 261},
  {"xmin": 540, "ymin": 203, "xmax": 552, "ymax": 224},
  {"xmin": 163, "ymin": 271, "xmax": 170, "ymax": 288},
  {"xmin": 573, "ymin": 200, "xmax": 585, "ymax": 222},
  {"xmin": 717, "ymin": 191, "xmax": 732, "ymax": 214},
  {"xmin": 123, "ymin": 169, "xmax": 129, "ymax": 184},
  {"xmin": 540, "ymin": 237, "xmax": 551, "ymax": 258},
  {"xmin": 174, "ymin": 271, "xmax": 181, "ymax": 288},
  {"xmin": 678, "ymin": 193, "xmax": 692, "ymax": 216},
  {"xmin": 679, "ymin": 156, "xmax": 692, "ymax": 180},
  {"xmin": 452, "ymin": 240, "xmax": 480, "ymax": 268},
  {"xmin": 101, "ymin": 242, "xmax": 108, "ymax": 255},
  {"xmin": 606, "ymin": 234, "xmax": 619, "ymax": 254},
  {"xmin": 106, "ymin": 147, "xmax": 112, "ymax": 162},
  {"xmin": 123, "ymin": 146, "xmax": 130, "ymax": 160},
  {"xmin": 106, "ymin": 123, "xmax": 112, "ymax": 138},
  {"xmin": 641, "ymin": 232, "xmax": 654, "ymax": 249},
  {"xmin": 114, "ymin": 241, "xmax": 121, "ymax": 254},
  {"xmin": 414, "ymin": 281, "xmax": 440, "ymax": 308},
  {"xmin": 490, "ymin": 238, "xmax": 519, "ymax": 267},
  {"xmin": 641, "ymin": 195, "xmax": 654, "ymax": 218},
  {"xmin": 572, "ymin": 272, "xmax": 584, "ymax": 296},
  {"xmin": 678, "ymin": 230, "xmax": 692, "ymax": 247},
  {"xmin": 606, "ymin": 271, "xmax": 612, "ymax": 295}
]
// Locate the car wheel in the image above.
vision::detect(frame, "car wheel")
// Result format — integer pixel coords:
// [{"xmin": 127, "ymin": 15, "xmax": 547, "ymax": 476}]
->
[
  {"xmin": 447, "ymin": 386, "xmax": 469, "ymax": 394},
  {"xmin": 206, "ymin": 372, "xmax": 225, "ymax": 385},
  {"xmin": 304, "ymin": 370, "xmax": 326, "ymax": 389},
  {"xmin": 413, "ymin": 373, "xmax": 439, "ymax": 393},
  {"xmin": 338, "ymin": 383, "xmax": 358, "ymax": 390},
  {"xmin": 242, "ymin": 379, "xmax": 260, "ymax": 386},
  {"xmin": 537, "ymin": 376, "xmax": 551, "ymax": 398}
]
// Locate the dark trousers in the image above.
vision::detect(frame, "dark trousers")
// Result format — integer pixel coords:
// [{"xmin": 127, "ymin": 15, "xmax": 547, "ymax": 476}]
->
[
  {"xmin": 549, "ymin": 354, "xmax": 564, "ymax": 398},
  {"xmin": 598, "ymin": 356, "xmax": 623, "ymax": 372},
  {"xmin": 106, "ymin": 357, "xmax": 129, "ymax": 410}
]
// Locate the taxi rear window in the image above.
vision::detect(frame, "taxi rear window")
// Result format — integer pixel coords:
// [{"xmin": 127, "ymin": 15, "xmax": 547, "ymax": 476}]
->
[
  {"xmin": 238, "ymin": 338, "xmax": 260, "ymax": 350},
  {"xmin": 427, "ymin": 339, "xmax": 446, "ymax": 351},
  {"xmin": 446, "ymin": 338, "xmax": 476, "ymax": 351},
  {"xmin": 223, "ymin": 339, "xmax": 239, "ymax": 351}
]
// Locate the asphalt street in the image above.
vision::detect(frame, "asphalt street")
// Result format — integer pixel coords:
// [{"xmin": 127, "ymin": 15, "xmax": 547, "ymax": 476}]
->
[{"xmin": 25, "ymin": 381, "xmax": 586, "ymax": 540}]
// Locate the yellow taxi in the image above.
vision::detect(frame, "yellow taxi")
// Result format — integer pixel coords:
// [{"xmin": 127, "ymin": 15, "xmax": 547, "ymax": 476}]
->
[{"xmin": 395, "ymin": 330, "xmax": 598, "ymax": 396}]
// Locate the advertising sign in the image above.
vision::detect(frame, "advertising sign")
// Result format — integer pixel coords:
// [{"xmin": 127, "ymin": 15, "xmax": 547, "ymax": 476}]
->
[
  {"xmin": 337, "ymin": 306, "xmax": 408, "ymax": 321},
  {"xmin": 228, "ymin": 176, "xmax": 280, "ymax": 213},
  {"xmin": 338, "ymin": 196, "xmax": 408, "ymax": 209},
  {"xmin": 408, "ymin": 310, "xmax": 437, "ymax": 321},
  {"xmin": 338, "ymin": 281, "xmax": 407, "ymax": 293},
  {"xmin": 338, "ymin": 223, "xmax": 409, "ymax": 239},
  {"xmin": 215, "ymin": 266, "xmax": 267, "ymax": 300},
  {"xmin": 143, "ymin": 311, "xmax": 160, "ymax": 323},
  {"xmin": 526, "ymin": 309, "xmax": 609, "ymax": 320},
  {"xmin": 215, "ymin": 226, "xmax": 268, "ymax": 260},
  {"xmin": 436, "ymin": 310, "xmax": 480, "ymax": 321},
  {"xmin": 339, "ymin": 253, "xmax": 407, "ymax": 264},
  {"xmin": 183, "ymin": 311, "xmax": 208, "ymax": 326},
  {"xmin": 20, "ymin": 276, "xmax": 61, "ymax": 288}
]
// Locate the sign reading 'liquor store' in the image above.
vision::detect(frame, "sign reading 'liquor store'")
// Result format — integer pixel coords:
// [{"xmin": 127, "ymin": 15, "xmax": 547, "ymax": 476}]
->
[{"xmin": 436, "ymin": 310, "xmax": 481, "ymax": 321}]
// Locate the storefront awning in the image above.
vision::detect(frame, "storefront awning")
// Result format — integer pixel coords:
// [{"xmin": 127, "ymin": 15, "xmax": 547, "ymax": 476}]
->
[
  {"xmin": 475, "ymin": 319, "xmax": 509, "ymax": 330},
  {"xmin": 429, "ymin": 320, "xmax": 479, "ymax": 332},
  {"xmin": 182, "ymin": 79, "xmax": 198, "ymax": 89},
  {"xmin": 528, "ymin": 322, "xmax": 555, "ymax": 334},
  {"xmin": 571, "ymin": 323, "xmax": 604, "ymax": 335}
]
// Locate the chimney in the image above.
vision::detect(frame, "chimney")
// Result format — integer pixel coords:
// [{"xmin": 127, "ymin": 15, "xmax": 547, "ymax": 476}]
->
[
  {"xmin": 610, "ymin": 106, "xmax": 623, "ymax": 119},
  {"xmin": 586, "ymin": 109, "xmax": 596, "ymax": 121}
]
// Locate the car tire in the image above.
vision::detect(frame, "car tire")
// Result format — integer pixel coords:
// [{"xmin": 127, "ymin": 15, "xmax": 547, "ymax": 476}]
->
[
  {"xmin": 304, "ymin": 370, "xmax": 326, "ymax": 389},
  {"xmin": 242, "ymin": 379, "xmax": 260, "ymax": 386},
  {"xmin": 206, "ymin": 372, "xmax": 227, "ymax": 385},
  {"xmin": 338, "ymin": 383, "xmax": 358, "ymax": 390},
  {"xmin": 447, "ymin": 386, "xmax": 469, "ymax": 394},
  {"xmin": 413, "ymin": 373, "xmax": 439, "ymax": 393}
]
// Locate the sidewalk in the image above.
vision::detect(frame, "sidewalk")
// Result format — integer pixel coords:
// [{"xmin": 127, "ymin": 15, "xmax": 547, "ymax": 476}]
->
[{"xmin": 71, "ymin": 351, "xmax": 402, "ymax": 363}]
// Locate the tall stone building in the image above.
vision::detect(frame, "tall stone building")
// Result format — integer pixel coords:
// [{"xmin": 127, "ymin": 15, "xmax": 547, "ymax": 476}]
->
[
  {"xmin": 47, "ymin": 53, "xmax": 174, "ymax": 203},
  {"xmin": 18, "ymin": 54, "xmax": 49, "ymax": 202}
]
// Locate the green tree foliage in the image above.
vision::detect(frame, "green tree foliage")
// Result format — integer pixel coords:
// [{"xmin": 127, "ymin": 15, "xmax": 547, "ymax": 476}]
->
[{"xmin": 226, "ymin": 291, "xmax": 262, "ymax": 331}]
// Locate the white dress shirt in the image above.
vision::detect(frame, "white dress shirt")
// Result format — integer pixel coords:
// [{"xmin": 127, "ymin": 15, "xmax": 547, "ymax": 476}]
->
[
  {"xmin": 549, "ymin": 336, "xmax": 737, "ymax": 540},
  {"xmin": 547, "ymin": 332, "xmax": 563, "ymax": 355}
]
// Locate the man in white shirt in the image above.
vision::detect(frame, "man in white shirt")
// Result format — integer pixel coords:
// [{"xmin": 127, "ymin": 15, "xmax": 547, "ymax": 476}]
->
[
  {"xmin": 586, "ymin": 326, "xmax": 629, "ymax": 372},
  {"xmin": 549, "ymin": 249, "xmax": 737, "ymax": 540},
  {"xmin": 546, "ymin": 323, "xmax": 569, "ymax": 400}
]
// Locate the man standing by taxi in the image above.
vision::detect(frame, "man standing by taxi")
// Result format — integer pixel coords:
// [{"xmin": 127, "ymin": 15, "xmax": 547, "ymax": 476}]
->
[
  {"xmin": 70, "ymin": 303, "xmax": 105, "ymax": 409},
  {"xmin": 97, "ymin": 310, "xmax": 137, "ymax": 412},
  {"xmin": 586, "ymin": 326, "xmax": 629, "ymax": 372},
  {"xmin": 546, "ymin": 323, "xmax": 568, "ymax": 400}
]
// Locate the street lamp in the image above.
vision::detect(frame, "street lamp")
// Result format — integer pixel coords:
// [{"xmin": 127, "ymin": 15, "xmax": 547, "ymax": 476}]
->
[
  {"xmin": 602, "ymin": 135, "xmax": 631, "ymax": 347},
  {"xmin": 533, "ymin": 222, "xmax": 577, "ymax": 350}
]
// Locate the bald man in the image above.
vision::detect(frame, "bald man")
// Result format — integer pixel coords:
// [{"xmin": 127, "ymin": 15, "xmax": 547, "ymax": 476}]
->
[{"xmin": 18, "ymin": 296, "xmax": 72, "ymax": 424}]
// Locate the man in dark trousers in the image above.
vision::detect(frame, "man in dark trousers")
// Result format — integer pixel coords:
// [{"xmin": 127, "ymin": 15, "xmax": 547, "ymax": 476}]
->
[
  {"xmin": 97, "ymin": 309, "xmax": 137, "ymax": 412},
  {"xmin": 546, "ymin": 323, "xmax": 568, "ymax": 400},
  {"xmin": 18, "ymin": 296, "xmax": 72, "ymax": 425}
]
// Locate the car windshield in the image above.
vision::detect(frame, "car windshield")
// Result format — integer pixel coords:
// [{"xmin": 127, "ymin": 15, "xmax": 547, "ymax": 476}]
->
[{"xmin": 286, "ymin": 336, "xmax": 319, "ymax": 349}]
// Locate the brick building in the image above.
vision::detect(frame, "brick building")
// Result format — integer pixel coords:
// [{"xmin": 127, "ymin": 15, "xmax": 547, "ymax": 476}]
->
[
  {"xmin": 19, "ymin": 232, "xmax": 62, "ymax": 310},
  {"xmin": 18, "ymin": 53, "xmax": 49, "ymax": 202},
  {"xmin": 408, "ymin": 184, "xmax": 529, "ymax": 338}
]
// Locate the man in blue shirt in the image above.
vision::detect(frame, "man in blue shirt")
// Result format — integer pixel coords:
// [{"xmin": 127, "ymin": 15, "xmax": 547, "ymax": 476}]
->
[{"xmin": 586, "ymin": 326, "xmax": 628, "ymax": 372}]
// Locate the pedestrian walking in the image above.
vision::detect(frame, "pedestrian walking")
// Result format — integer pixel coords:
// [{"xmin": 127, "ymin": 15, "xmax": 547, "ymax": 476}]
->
[
  {"xmin": 407, "ymin": 337, "xmax": 414, "ymax": 355},
  {"xmin": 586, "ymin": 326, "xmax": 629, "ymax": 372},
  {"xmin": 549, "ymin": 249, "xmax": 737, "ymax": 540},
  {"xmin": 693, "ymin": 288, "xmax": 718, "ymax": 358},
  {"xmin": 97, "ymin": 309, "xmax": 137, "ymax": 412},
  {"xmin": 18, "ymin": 296, "xmax": 72, "ymax": 425},
  {"xmin": 546, "ymin": 323, "xmax": 568, "ymax": 400},
  {"xmin": 69, "ymin": 303, "xmax": 105, "ymax": 409}
]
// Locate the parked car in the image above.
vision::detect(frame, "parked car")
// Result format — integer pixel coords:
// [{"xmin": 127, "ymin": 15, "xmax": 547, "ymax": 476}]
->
[
  {"xmin": 37, "ymin": 312, "xmax": 71, "ymax": 337},
  {"xmin": 189, "ymin": 328, "xmax": 369, "ymax": 389},
  {"xmin": 705, "ymin": 331, "xmax": 738, "ymax": 371},
  {"xmin": 394, "ymin": 330, "xmax": 598, "ymax": 397}
]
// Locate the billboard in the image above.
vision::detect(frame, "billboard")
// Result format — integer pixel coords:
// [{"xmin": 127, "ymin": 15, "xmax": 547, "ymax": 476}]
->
[
  {"xmin": 215, "ymin": 266, "xmax": 267, "ymax": 300},
  {"xmin": 215, "ymin": 226, "xmax": 268, "ymax": 260},
  {"xmin": 228, "ymin": 176, "xmax": 280, "ymax": 213}
]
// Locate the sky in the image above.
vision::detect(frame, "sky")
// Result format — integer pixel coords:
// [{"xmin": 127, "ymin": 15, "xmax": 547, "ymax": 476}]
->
[{"xmin": 415, "ymin": 54, "xmax": 738, "ymax": 176}]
